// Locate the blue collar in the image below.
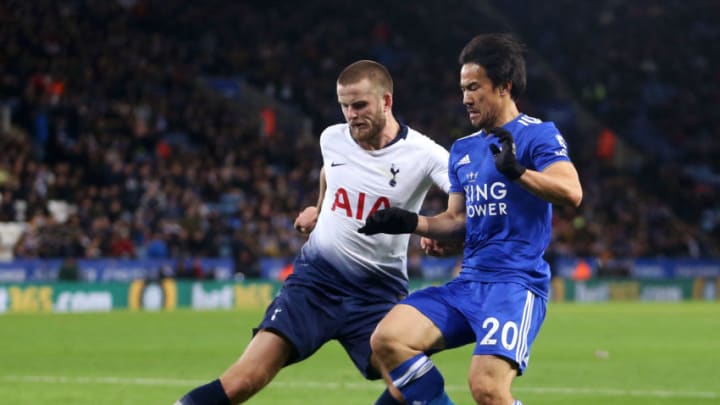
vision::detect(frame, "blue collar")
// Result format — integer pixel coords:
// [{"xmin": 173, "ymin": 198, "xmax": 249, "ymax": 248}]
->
[{"xmin": 385, "ymin": 122, "xmax": 408, "ymax": 147}]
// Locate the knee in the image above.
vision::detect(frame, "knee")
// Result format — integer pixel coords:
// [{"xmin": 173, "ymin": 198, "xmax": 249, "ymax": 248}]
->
[
  {"xmin": 370, "ymin": 326, "xmax": 401, "ymax": 359},
  {"xmin": 468, "ymin": 378, "xmax": 508, "ymax": 405}
]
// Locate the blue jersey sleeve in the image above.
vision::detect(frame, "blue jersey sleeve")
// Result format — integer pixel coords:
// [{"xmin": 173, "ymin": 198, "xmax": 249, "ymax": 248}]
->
[
  {"xmin": 528, "ymin": 123, "xmax": 572, "ymax": 172},
  {"xmin": 448, "ymin": 142, "xmax": 464, "ymax": 193}
]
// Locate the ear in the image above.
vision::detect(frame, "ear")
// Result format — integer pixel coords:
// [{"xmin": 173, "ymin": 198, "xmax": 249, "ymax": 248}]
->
[
  {"xmin": 383, "ymin": 92, "xmax": 393, "ymax": 111},
  {"xmin": 499, "ymin": 82, "xmax": 513, "ymax": 96}
]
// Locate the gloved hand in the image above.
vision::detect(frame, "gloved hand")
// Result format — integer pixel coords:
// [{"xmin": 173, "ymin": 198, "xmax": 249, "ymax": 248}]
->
[
  {"xmin": 488, "ymin": 127, "xmax": 526, "ymax": 180},
  {"xmin": 358, "ymin": 207, "xmax": 418, "ymax": 235}
]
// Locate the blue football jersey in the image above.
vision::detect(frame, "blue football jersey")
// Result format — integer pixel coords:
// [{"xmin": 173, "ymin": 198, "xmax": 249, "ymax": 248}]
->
[{"xmin": 449, "ymin": 114, "xmax": 571, "ymax": 298}]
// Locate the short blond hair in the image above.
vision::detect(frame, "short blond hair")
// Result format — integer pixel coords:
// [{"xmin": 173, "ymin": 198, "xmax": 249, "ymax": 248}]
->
[{"xmin": 337, "ymin": 60, "xmax": 393, "ymax": 94}]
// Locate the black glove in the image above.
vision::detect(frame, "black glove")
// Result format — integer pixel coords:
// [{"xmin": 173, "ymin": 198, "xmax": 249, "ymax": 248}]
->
[
  {"xmin": 488, "ymin": 127, "xmax": 526, "ymax": 180},
  {"xmin": 358, "ymin": 207, "xmax": 418, "ymax": 235}
]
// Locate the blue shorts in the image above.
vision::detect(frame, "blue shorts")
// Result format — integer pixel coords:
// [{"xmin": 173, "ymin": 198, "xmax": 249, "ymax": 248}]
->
[
  {"xmin": 255, "ymin": 279, "xmax": 396, "ymax": 380},
  {"xmin": 402, "ymin": 280, "xmax": 546, "ymax": 374}
]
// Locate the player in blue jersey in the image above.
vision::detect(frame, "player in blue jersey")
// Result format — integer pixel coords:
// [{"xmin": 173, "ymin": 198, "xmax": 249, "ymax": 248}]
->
[
  {"xmin": 358, "ymin": 33, "xmax": 583, "ymax": 405},
  {"xmin": 174, "ymin": 60, "xmax": 450, "ymax": 404}
]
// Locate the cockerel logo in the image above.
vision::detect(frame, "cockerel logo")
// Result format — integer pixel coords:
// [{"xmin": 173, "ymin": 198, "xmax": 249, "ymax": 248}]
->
[{"xmin": 389, "ymin": 164, "xmax": 400, "ymax": 187}]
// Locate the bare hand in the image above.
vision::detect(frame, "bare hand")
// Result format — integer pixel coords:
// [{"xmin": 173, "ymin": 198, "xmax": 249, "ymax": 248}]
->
[
  {"xmin": 420, "ymin": 237, "xmax": 464, "ymax": 257},
  {"xmin": 294, "ymin": 206, "xmax": 319, "ymax": 234}
]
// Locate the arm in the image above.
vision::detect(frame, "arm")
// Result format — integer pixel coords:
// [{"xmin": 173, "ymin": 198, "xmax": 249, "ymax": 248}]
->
[
  {"xmin": 415, "ymin": 193, "xmax": 466, "ymax": 239},
  {"xmin": 489, "ymin": 127, "xmax": 582, "ymax": 208},
  {"xmin": 418, "ymin": 193, "xmax": 466, "ymax": 256},
  {"xmin": 358, "ymin": 193, "xmax": 466, "ymax": 240},
  {"xmin": 516, "ymin": 161, "xmax": 582, "ymax": 208},
  {"xmin": 294, "ymin": 167, "xmax": 326, "ymax": 234},
  {"xmin": 315, "ymin": 167, "xmax": 327, "ymax": 212}
]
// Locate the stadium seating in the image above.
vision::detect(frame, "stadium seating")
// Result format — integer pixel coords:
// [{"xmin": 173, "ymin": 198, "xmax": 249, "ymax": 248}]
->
[{"xmin": 0, "ymin": 0, "xmax": 717, "ymax": 280}]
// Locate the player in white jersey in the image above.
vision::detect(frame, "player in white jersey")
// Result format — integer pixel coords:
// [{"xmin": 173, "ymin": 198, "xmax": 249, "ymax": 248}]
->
[
  {"xmin": 175, "ymin": 60, "xmax": 450, "ymax": 405},
  {"xmin": 360, "ymin": 34, "xmax": 583, "ymax": 405}
]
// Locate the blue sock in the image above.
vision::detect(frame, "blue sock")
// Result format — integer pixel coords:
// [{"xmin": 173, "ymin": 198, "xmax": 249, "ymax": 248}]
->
[
  {"xmin": 374, "ymin": 388, "xmax": 403, "ymax": 405},
  {"xmin": 176, "ymin": 379, "xmax": 230, "ymax": 405},
  {"xmin": 389, "ymin": 354, "xmax": 453, "ymax": 405}
]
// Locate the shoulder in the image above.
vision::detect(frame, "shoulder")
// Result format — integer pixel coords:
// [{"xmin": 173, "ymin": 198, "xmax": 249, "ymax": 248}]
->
[
  {"xmin": 320, "ymin": 123, "xmax": 347, "ymax": 138},
  {"xmin": 319, "ymin": 123, "xmax": 348, "ymax": 144},
  {"xmin": 404, "ymin": 127, "xmax": 449, "ymax": 154},
  {"xmin": 514, "ymin": 116, "xmax": 571, "ymax": 161},
  {"xmin": 514, "ymin": 115, "xmax": 558, "ymax": 136},
  {"xmin": 515, "ymin": 114, "xmax": 544, "ymax": 127},
  {"xmin": 450, "ymin": 130, "xmax": 483, "ymax": 152},
  {"xmin": 454, "ymin": 130, "xmax": 483, "ymax": 143},
  {"xmin": 513, "ymin": 115, "xmax": 563, "ymax": 146}
]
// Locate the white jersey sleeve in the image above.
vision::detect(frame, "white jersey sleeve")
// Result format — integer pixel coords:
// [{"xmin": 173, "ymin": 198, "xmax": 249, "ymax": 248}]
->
[{"xmin": 301, "ymin": 123, "xmax": 449, "ymax": 286}]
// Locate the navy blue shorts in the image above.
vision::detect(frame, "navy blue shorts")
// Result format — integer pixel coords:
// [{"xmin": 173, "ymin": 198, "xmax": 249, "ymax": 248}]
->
[{"xmin": 255, "ymin": 280, "xmax": 396, "ymax": 380}]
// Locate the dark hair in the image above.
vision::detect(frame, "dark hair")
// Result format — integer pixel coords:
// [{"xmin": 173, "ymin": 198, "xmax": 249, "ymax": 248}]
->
[
  {"xmin": 337, "ymin": 60, "xmax": 394, "ymax": 94},
  {"xmin": 458, "ymin": 33, "xmax": 527, "ymax": 100}
]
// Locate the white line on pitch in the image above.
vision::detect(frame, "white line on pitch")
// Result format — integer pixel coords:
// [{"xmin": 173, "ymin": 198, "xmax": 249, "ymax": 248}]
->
[{"xmin": 1, "ymin": 375, "xmax": 717, "ymax": 399}]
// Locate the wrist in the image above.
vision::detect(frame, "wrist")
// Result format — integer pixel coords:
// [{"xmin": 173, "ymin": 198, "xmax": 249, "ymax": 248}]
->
[
  {"xmin": 413, "ymin": 214, "xmax": 427, "ymax": 234},
  {"xmin": 507, "ymin": 163, "xmax": 526, "ymax": 180},
  {"xmin": 407, "ymin": 212, "xmax": 419, "ymax": 233}
]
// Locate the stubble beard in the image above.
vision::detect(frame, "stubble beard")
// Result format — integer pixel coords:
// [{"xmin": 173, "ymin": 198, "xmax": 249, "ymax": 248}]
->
[
  {"xmin": 473, "ymin": 107, "xmax": 501, "ymax": 131},
  {"xmin": 351, "ymin": 112, "xmax": 386, "ymax": 144}
]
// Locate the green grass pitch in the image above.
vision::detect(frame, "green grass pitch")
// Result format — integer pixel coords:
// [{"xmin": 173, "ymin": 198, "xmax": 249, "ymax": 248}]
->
[{"xmin": 1, "ymin": 302, "xmax": 718, "ymax": 404}]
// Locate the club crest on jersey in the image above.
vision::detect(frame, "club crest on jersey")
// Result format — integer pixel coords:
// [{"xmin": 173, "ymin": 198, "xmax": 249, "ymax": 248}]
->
[
  {"xmin": 389, "ymin": 164, "xmax": 400, "ymax": 187},
  {"xmin": 554, "ymin": 134, "xmax": 569, "ymax": 156}
]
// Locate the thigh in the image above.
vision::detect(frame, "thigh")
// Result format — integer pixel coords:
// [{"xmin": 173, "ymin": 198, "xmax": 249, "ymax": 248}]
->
[
  {"xmin": 372, "ymin": 284, "xmax": 473, "ymax": 366},
  {"xmin": 461, "ymin": 282, "xmax": 547, "ymax": 374},
  {"xmin": 399, "ymin": 284, "xmax": 475, "ymax": 351},
  {"xmin": 373, "ymin": 303, "xmax": 444, "ymax": 366},
  {"xmin": 337, "ymin": 297, "xmax": 397, "ymax": 380}
]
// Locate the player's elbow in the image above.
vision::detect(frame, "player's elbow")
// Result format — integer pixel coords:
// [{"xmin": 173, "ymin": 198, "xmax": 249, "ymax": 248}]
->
[
  {"xmin": 567, "ymin": 187, "xmax": 583, "ymax": 208},
  {"xmin": 553, "ymin": 185, "xmax": 582, "ymax": 208}
]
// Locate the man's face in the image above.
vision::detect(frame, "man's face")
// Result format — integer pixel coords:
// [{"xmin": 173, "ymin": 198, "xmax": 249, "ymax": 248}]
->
[
  {"xmin": 460, "ymin": 63, "xmax": 503, "ymax": 129},
  {"xmin": 337, "ymin": 78, "xmax": 387, "ymax": 143}
]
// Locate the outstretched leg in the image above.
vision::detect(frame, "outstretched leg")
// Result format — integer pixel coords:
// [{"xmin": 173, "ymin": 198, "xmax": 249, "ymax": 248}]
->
[{"xmin": 176, "ymin": 330, "xmax": 292, "ymax": 404}]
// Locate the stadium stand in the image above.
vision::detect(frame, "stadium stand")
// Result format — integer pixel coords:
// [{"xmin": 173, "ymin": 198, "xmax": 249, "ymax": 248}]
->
[{"xmin": 0, "ymin": 0, "xmax": 718, "ymax": 280}]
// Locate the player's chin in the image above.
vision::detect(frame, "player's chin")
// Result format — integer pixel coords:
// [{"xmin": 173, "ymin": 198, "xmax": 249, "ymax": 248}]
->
[
  {"xmin": 351, "ymin": 128, "xmax": 374, "ymax": 142},
  {"xmin": 350, "ymin": 126, "xmax": 364, "ymax": 137},
  {"xmin": 468, "ymin": 116, "xmax": 482, "ymax": 128}
]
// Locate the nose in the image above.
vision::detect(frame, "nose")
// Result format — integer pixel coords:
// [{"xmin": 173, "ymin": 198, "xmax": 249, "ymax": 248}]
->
[{"xmin": 463, "ymin": 91, "xmax": 473, "ymax": 106}]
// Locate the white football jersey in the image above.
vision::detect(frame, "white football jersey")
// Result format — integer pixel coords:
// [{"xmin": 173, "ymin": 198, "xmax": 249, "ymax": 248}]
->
[{"xmin": 301, "ymin": 123, "xmax": 449, "ymax": 289}]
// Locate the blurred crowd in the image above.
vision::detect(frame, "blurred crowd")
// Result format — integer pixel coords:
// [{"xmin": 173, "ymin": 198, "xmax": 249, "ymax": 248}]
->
[
  {"xmin": 491, "ymin": 0, "xmax": 720, "ymax": 259},
  {"xmin": 0, "ymin": 0, "xmax": 717, "ymax": 278}
]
